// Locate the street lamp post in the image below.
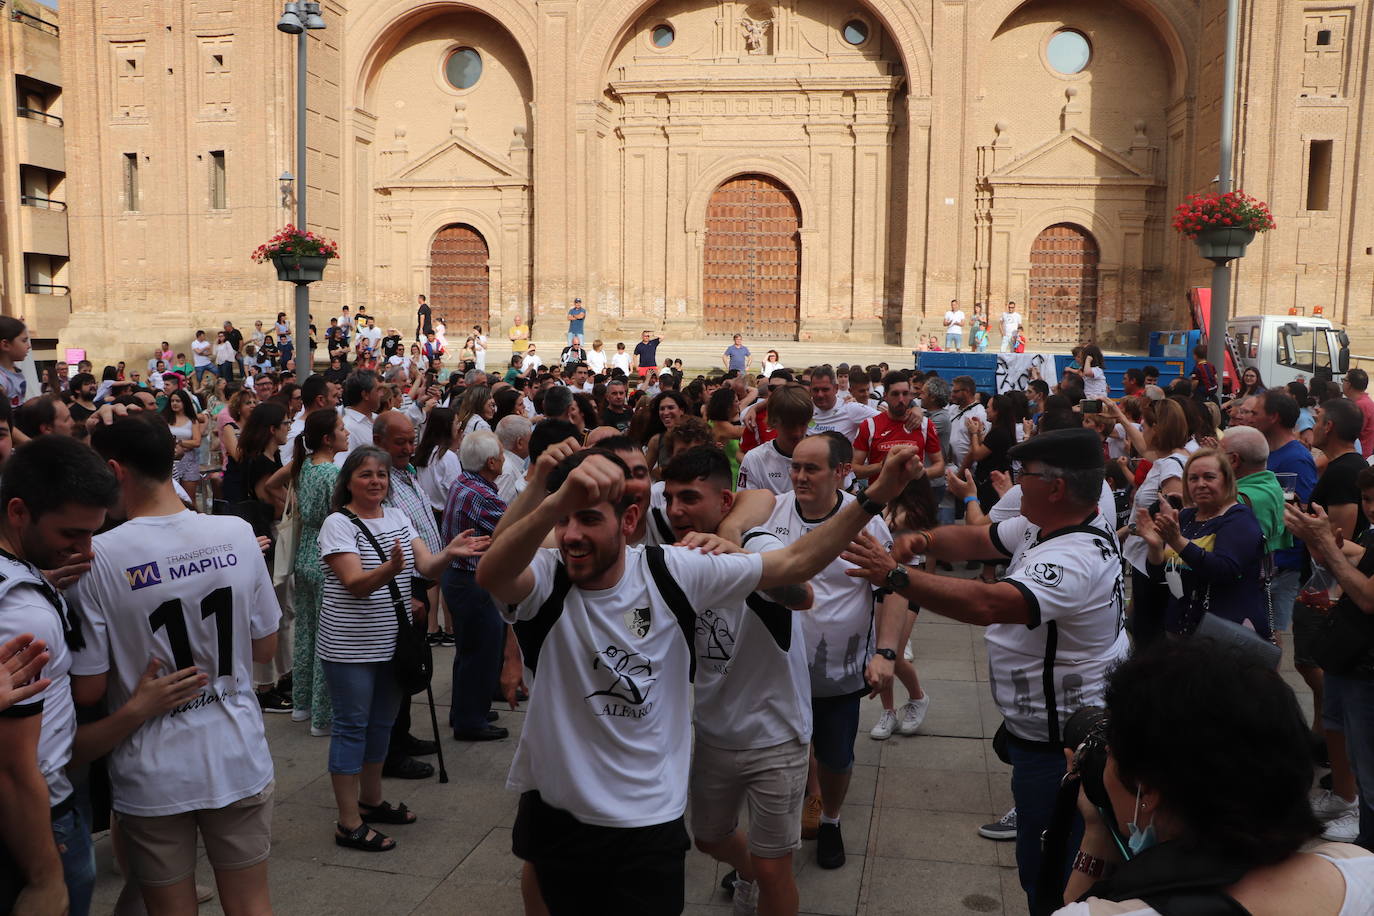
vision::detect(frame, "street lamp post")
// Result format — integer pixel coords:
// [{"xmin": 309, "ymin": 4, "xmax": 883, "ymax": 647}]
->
[
  {"xmin": 277, "ymin": 1, "xmax": 326, "ymax": 380},
  {"xmin": 1205, "ymin": 0, "xmax": 1241, "ymax": 402}
]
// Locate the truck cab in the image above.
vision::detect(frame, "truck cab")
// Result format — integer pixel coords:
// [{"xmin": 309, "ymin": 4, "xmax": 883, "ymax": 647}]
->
[{"xmin": 1226, "ymin": 315, "xmax": 1350, "ymax": 390}]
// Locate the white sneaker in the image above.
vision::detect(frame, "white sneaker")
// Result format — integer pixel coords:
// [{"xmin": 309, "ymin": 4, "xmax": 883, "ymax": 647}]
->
[
  {"xmin": 870, "ymin": 709, "xmax": 898, "ymax": 740},
  {"xmin": 903, "ymin": 642, "xmax": 914, "ymax": 662},
  {"xmin": 1322, "ymin": 807, "xmax": 1360, "ymax": 842},
  {"xmin": 291, "ymin": 707, "xmax": 310, "ymax": 723},
  {"xmin": 309, "ymin": 724, "xmax": 330, "ymax": 737},
  {"xmin": 1312, "ymin": 789, "xmax": 1359, "ymax": 822},
  {"xmin": 897, "ymin": 696, "xmax": 930, "ymax": 736},
  {"xmin": 731, "ymin": 878, "xmax": 758, "ymax": 916}
]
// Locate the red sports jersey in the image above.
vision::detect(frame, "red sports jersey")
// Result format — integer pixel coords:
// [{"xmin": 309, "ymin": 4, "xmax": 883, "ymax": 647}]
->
[{"xmin": 853, "ymin": 412, "xmax": 940, "ymax": 481}]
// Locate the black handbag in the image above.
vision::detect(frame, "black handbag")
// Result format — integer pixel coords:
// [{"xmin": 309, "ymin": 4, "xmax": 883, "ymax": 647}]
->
[{"xmin": 342, "ymin": 509, "xmax": 433, "ymax": 695}]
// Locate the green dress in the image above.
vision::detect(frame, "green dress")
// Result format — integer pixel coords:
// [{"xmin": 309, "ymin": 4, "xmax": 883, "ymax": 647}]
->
[{"xmin": 292, "ymin": 459, "xmax": 339, "ymax": 729}]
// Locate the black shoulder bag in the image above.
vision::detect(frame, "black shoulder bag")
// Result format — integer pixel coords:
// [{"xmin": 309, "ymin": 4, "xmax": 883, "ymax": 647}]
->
[{"xmin": 342, "ymin": 509, "xmax": 433, "ymax": 695}]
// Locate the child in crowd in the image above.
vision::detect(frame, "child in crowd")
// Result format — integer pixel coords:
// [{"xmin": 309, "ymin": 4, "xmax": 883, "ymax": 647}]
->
[{"xmin": 0, "ymin": 316, "xmax": 30, "ymax": 408}]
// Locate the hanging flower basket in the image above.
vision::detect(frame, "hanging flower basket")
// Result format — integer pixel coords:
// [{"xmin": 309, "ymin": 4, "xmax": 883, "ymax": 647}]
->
[
  {"xmin": 269, "ymin": 253, "xmax": 328, "ymax": 283},
  {"xmin": 251, "ymin": 224, "xmax": 339, "ymax": 284},
  {"xmin": 1192, "ymin": 226, "xmax": 1256, "ymax": 262},
  {"xmin": 1172, "ymin": 190, "xmax": 1274, "ymax": 263}
]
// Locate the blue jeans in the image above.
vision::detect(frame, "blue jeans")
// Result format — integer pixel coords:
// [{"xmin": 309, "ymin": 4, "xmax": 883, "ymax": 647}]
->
[
  {"xmin": 321, "ymin": 660, "xmax": 402, "ymax": 774},
  {"xmin": 194, "ymin": 365, "xmax": 215, "ymax": 383},
  {"xmin": 218, "ymin": 360, "xmax": 236, "ymax": 380},
  {"xmin": 1269, "ymin": 567, "xmax": 1301, "ymax": 634},
  {"xmin": 1322, "ymin": 674, "xmax": 1374, "ymax": 849},
  {"xmin": 945, "ymin": 332, "xmax": 962, "ymax": 351},
  {"xmin": 55, "ymin": 805, "xmax": 95, "ymax": 916},
  {"xmin": 1007, "ymin": 739, "xmax": 1080, "ymax": 913},
  {"xmin": 443, "ymin": 568, "xmax": 504, "ymax": 732}
]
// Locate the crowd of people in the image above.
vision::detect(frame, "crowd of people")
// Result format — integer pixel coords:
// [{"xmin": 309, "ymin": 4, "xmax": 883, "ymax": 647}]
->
[{"xmin": 0, "ymin": 301, "xmax": 1373, "ymax": 916}]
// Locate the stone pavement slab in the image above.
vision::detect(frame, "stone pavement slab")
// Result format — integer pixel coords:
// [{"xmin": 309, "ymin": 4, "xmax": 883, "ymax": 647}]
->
[{"xmin": 85, "ymin": 611, "xmax": 1112, "ymax": 916}]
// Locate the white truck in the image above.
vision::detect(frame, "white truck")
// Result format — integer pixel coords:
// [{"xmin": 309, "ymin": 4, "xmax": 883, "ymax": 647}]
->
[{"xmin": 1226, "ymin": 314, "xmax": 1351, "ymax": 390}]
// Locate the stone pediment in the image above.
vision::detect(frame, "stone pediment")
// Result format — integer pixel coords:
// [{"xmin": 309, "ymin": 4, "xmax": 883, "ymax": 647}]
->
[
  {"xmin": 383, "ymin": 136, "xmax": 526, "ymax": 187},
  {"xmin": 989, "ymin": 129, "xmax": 1153, "ymax": 184}
]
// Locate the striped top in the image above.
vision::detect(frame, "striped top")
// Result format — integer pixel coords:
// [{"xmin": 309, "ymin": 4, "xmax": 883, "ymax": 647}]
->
[{"xmin": 317, "ymin": 508, "xmax": 417, "ymax": 663}]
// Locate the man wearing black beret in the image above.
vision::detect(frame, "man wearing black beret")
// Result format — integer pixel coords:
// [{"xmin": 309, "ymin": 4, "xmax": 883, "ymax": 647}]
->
[{"xmin": 842, "ymin": 427, "xmax": 1128, "ymax": 912}]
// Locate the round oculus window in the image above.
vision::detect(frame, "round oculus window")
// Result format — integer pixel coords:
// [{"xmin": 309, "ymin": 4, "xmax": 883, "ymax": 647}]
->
[
  {"xmin": 652, "ymin": 24, "xmax": 675, "ymax": 48},
  {"xmin": 842, "ymin": 19, "xmax": 869, "ymax": 46},
  {"xmin": 445, "ymin": 48, "xmax": 482, "ymax": 90},
  {"xmin": 1046, "ymin": 29, "xmax": 1091, "ymax": 75}
]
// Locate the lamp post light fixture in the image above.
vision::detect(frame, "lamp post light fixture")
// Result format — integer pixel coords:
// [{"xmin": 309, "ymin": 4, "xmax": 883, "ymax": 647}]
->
[
  {"xmin": 277, "ymin": 170, "xmax": 294, "ymax": 208},
  {"xmin": 278, "ymin": 1, "xmax": 326, "ymax": 379}
]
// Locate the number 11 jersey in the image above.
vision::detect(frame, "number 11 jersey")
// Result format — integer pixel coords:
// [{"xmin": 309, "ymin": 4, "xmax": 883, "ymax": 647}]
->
[{"xmin": 69, "ymin": 510, "xmax": 281, "ymax": 816}]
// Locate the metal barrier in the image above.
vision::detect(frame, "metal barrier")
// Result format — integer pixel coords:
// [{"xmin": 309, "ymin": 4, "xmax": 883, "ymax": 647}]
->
[
  {"xmin": 24, "ymin": 282, "xmax": 69, "ymax": 295},
  {"xmin": 16, "ymin": 106, "xmax": 63, "ymax": 127},
  {"xmin": 20, "ymin": 195, "xmax": 66, "ymax": 211},
  {"xmin": 10, "ymin": 7, "xmax": 58, "ymax": 34}
]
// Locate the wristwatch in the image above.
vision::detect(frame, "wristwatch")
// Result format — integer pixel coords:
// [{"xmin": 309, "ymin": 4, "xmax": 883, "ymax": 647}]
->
[
  {"xmin": 885, "ymin": 564, "xmax": 910, "ymax": 590},
  {"xmin": 857, "ymin": 492, "xmax": 886, "ymax": 515},
  {"xmin": 874, "ymin": 648, "xmax": 897, "ymax": 662}
]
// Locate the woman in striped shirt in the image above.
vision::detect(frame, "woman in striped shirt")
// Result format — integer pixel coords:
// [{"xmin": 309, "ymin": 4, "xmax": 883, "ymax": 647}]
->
[{"xmin": 317, "ymin": 445, "xmax": 488, "ymax": 852}]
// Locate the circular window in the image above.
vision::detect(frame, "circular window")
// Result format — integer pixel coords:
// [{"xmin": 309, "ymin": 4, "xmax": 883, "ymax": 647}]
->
[
  {"xmin": 444, "ymin": 47, "xmax": 482, "ymax": 90},
  {"xmin": 1046, "ymin": 29, "xmax": 1091, "ymax": 75},
  {"xmin": 842, "ymin": 19, "xmax": 870, "ymax": 46},
  {"xmin": 651, "ymin": 24, "xmax": 675, "ymax": 48}
]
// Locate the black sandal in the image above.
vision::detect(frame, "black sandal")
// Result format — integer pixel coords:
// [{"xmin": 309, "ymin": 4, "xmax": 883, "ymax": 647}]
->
[
  {"xmin": 358, "ymin": 800, "xmax": 417, "ymax": 825},
  {"xmin": 334, "ymin": 821, "xmax": 395, "ymax": 851}
]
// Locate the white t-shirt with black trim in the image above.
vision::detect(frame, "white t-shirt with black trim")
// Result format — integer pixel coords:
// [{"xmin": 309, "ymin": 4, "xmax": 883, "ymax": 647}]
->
[
  {"xmin": 692, "ymin": 529, "xmax": 812, "ymax": 750},
  {"xmin": 640, "ymin": 480, "xmax": 673, "ymax": 547},
  {"xmin": 0, "ymin": 555, "xmax": 76, "ymax": 807},
  {"xmin": 503, "ymin": 545, "xmax": 764, "ymax": 828},
  {"xmin": 764, "ymin": 491, "xmax": 892, "ymax": 697},
  {"xmin": 68, "ymin": 511, "xmax": 279, "ymax": 816},
  {"xmin": 738, "ymin": 440, "xmax": 793, "ymax": 494},
  {"xmin": 317, "ymin": 508, "xmax": 417, "ymax": 663},
  {"xmin": 985, "ymin": 512, "xmax": 1128, "ymax": 744}
]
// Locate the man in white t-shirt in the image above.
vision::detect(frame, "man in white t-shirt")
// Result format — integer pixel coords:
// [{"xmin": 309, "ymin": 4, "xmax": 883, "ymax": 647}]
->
[
  {"xmin": 842, "ymin": 427, "xmax": 1127, "ymax": 911},
  {"xmin": 662, "ymin": 446, "xmax": 814, "ymax": 912},
  {"xmin": 0, "ymin": 436, "xmax": 119, "ymax": 916},
  {"xmin": 739, "ymin": 382, "xmax": 814, "ymax": 495},
  {"xmin": 807, "ymin": 366, "xmax": 878, "ymax": 442},
  {"xmin": 70, "ymin": 415, "xmax": 280, "ymax": 914},
  {"xmin": 944, "ymin": 299, "xmax": 966, "ymax": 351},
  {"xmin": 999, "ymin": 302, "xmax": 1023, "ymax": 352},
  {"xmin": 191, "ymin": 330, "xmax": 214, "ymax": 383},
  {"xmin": 338, "ymin": 369, "xmax": 381, "ymax": 462},
  {"xmin": 727, "ymin": 432, "xmax": 905, "ymax": 871},
  {"xmin": 477, "ymin": 440, "xmax": 920, "ymax": 914}
]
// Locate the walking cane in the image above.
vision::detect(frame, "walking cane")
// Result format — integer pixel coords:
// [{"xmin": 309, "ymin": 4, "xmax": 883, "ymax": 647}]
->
[{"xmin": 424, "ymin": 682, "xmax": 449, "ymax": 784}]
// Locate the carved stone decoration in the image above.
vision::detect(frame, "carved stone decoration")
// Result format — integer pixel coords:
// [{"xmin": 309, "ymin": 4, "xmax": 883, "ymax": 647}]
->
[{"xmin": 740, "ymin": 17, "xmax": 771, "ymax": 54}]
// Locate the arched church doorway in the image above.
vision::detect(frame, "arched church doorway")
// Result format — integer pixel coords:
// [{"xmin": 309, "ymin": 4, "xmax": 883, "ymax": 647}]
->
[
  {"xmin": 1028, "ymin": 223, "xmax": 1098, "ymax": 345},
  {"xmin": 430, "ymin": 224, "xmax": 490, "ymax": 332},
  {"xmin": 703, "ymin": 174, "xmax": 801, "ymax": 339}
]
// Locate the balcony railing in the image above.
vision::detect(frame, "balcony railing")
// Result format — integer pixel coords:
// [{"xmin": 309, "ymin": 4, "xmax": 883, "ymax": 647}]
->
[
  {"xmin": 20, "ymin": 195, "xmax": 65, "ymax": 211},
  {"xmin": 17, "ymin": 107, "xmax": 62, "ymax": 127},
  {"xmin": 10, "ymin": 8, "xmax": 58, "ymax": 35},
  {"xmin": 24, "ymin": 282, "xmax": 68, "ymax": 295}
]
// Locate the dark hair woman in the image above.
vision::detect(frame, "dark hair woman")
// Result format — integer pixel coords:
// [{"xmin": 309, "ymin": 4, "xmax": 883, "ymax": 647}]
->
[
  {"xmin": 644, "ymin": 390, "xmax": 691, "ymax": 473},
  {"xmin": 288, "ymin": 408, "xmax": 349, "ymax": 732},
  {"xmin": 1054, "ymin": 640, "xmax": 1361, "ymax": 916},
  {"xmin": 162, "ymin": 388, "xmax": 205, "ymax": 505}
]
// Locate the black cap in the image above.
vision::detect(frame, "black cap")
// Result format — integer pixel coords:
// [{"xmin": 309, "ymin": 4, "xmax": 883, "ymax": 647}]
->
[{"xmin": 1008, "ymin": 427, "xmax": 1103, "ymax": 470}]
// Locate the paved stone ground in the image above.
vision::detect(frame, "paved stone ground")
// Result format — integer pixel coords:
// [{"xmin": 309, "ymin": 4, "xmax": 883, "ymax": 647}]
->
[{"xmin": 86, "ymin": 612, "xmax": 1312, "ymax": 916}]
